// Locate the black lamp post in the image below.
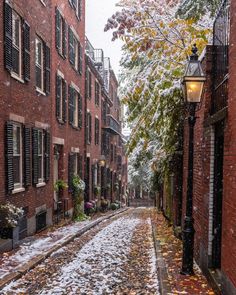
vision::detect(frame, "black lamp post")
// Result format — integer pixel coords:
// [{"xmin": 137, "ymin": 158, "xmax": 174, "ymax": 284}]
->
[{"xmin": 181, "ymin": 44, "xmax": 206, "ymax": 275}]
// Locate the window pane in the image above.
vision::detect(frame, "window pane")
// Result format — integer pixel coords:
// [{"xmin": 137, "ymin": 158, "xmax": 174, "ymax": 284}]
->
[
  {"xmin": 12, "ymin": 13, "xmax": 20, "ymax": 47},
  {"xmin": 35, "ymin": 39, "xmax": 42, "ymax": 66},
  {"xmin": 13, "ymin": 156, "xmax": 20, "ymax": 184},
  {"xmin": 38, "ymin": 131, "xmax": 42, "ymax": 154},
  {"xmin": 38, "ymin": 156, "xmax": 42, "ymax": 178},
  {"xmin": 13, "ymin": 125, "xmax": 21, "ymax": 155}
]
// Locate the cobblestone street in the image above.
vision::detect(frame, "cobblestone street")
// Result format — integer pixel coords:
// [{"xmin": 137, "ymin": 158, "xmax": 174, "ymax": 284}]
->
[{"xmin": 1, "ymin": 209, "xmax": 159, "ymax": 295}]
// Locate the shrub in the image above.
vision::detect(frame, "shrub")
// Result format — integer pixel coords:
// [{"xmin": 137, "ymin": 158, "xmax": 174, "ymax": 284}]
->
[
  {"xmin": 0, "ymin": 202, "xmax": 24, "ymax": 228},
  {"xmin": 110, "ymin": 203, "xmax": 119, "ymax": 210}
]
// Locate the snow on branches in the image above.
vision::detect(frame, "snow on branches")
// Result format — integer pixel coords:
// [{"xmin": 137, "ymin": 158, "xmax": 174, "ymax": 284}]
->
[{"xmin": 105, "ymin": 0, "xmax": 212, "ymax": 183}]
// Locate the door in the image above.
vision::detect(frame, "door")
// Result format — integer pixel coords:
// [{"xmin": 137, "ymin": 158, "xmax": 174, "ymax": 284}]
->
[
  {"xmin": 53, "ymin": 147, "xmax": 59, "ymax": 210},
  {"xmin": 212, "ymin": 121, "xmax": 224, "ymax": 269}
]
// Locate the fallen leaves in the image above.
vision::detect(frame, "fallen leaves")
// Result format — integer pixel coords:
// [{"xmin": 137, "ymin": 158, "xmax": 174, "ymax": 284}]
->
[{"xmin": 153, "ymin": 212, "xmax": 215, "ymax": 295}]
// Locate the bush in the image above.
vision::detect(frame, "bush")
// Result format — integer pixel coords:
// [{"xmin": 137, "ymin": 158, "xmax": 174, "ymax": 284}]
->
[
  {"xmin": 0, "ymin": 202, "xmax": 24, "ymax": 228},
  {"xmin": 110, "ymin": 203, "xmax": 119, "ymax": 210}
]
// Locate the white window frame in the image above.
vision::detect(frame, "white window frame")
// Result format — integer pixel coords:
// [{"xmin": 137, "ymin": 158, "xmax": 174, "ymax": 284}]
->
[
  {"xmin": 38, "ymin": 130, "xmax": 45, "ymax": 184},
  {"xmin": 72, "ymin": 36, "xmax": 79, "ymax": 71},
  {"xmin": 73, "ymin": 92, "xmax": 79, "ymax": 127},
  {"xmin": 39, "ymin": 0, "xmax": 46, "ymax": 6},
  {"xmin": 35, "ymin": 37, "xmax": 45, "ymax": 94},
  {"xmin": 13, "ymin": 123, "xmax": 23, "ymax": 190},
  {"xmin": 11, "ymin": 10, "xmax": 22, "ymax": 80}
]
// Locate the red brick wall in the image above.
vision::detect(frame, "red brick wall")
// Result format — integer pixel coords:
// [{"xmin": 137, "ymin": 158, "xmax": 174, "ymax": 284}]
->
[
  {"xmin": 182, "ymin": 46, "xmax": 213, "ymax": 268},
  {"xmin": 51, "ymin": 0, "xmax": 86, "ymax": 210},
  {"xmin": 0, "ymin": 0, "xmax": 53, "ymax": 218},
  {"xmin": 221, "ymin": 0, "xmax": 236, "ymax": 286}
]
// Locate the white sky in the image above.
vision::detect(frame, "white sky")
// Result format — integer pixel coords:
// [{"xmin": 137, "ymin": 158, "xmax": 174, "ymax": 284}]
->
[{"xmin": 85, "ymin": 0, "xmax": 123, "ymax": 77}]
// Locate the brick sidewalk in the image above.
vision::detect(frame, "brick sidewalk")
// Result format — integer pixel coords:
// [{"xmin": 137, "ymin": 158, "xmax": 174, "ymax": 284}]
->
[
  {"xmin": 0, "ymin": 208, "xmax": 128, "ymax": 289},
  {"xmin": 152, "ymin": 211, "xmax": 215, "ymax": 295}
]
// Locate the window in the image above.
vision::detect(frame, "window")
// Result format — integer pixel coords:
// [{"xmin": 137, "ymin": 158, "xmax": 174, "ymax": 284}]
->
[
  {"xmin": 56, "ymin": 74, "xmax": 67, "ymax": 122},
  {"xmin": 38, "ymin": 130, "xmax": 44, "ymax": 183},
  {"xmin": 4, "ymin": 3, "xmax": 31, "ymax": 81},
  {"xmin": 68, "ymin": 27, "xmax": 83, "ymax": 74},
  {"xmin": 6, "ymin": 122, "xmax": 31, "ymax": 194},
  {"xmin": 95, "ymin": 81, "xmax": 100, "ymax": 106},
  {"xmin": 69, "ymin": 86, "xmax": 82, "ymax": 128},
  {"xmin": 95, "ymin": 118, "xmax": 100, "ymax": 145},
  {"xmin": 35, "ymin": 38, "xmax": 44, "ymax": 91},
  {"xmin": 35, "ymin": 37, "xmax": 51, "ymax": 94},
  {"xmin": 12, "ymin": 11, "xmax": 22, "ymax": 77},
  {"xmin": 32, "ymin": 128, "xmax": 50, "ymax": 186},
  {"xmin": 13, "ymin": 124, "xmax": 23, "ymax": 189},
  {"xmin": 56, "ymin": 9, "xmax": 67, "ymax": 58},
  {"xmin": 69, "ymin": 0, "xmax": 82, "ymax": 20},
  {"xmin": 86, "ymin": 67, "xmax": 92, "ymax": 99},
  {"xmin": 86, "ymin": 112, "xmax": 92, "ymax": 144}
]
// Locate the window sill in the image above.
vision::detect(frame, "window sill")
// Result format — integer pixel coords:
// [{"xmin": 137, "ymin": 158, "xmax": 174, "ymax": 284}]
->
[
  {"xmin": 12, "ymin": 187, "xmax": 25, "ymax": 194},
  {"xmin": 36, "ymin": 88, "xmax": 46, "ymax": 96},
  {"xmin": 10, "ymin": 73, "xmax": 25, "ymax": 84},
  {"xmin": 70, "ymin": 124, "xmax": 81, "ymax": 131},
  {"xmin": 36, "ymin": 182, "xmax": 46, "ymax": 188},
  {"xmin": 57, "ymin": 49, "xmax": 66, "ymax": 60},
  {"xmin": 39, "ymin": 0, "xmax": 46, "ymax": 7},
  {"xmin": 57, "ymin": 118, "xmax": 66, "ymax": 125}
]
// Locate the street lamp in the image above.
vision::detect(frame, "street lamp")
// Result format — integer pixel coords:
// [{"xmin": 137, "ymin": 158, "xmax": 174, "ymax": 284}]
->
[
  {"xmin": 181, "ymin": 44, "xmax": 206, "ymax": 275},
  {"xmin": 99, "ymin": 155, "xmax": 106, "ymax": 167}
]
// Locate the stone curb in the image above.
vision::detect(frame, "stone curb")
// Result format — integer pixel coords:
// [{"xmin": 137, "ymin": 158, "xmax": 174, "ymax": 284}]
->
[
  {"xmin": 151, "ymin": 222, "xmax": 172, "ymax": 295},
  {"xmin": 0, "ymin": 208, "xmax": 129, "ymax": 290}
]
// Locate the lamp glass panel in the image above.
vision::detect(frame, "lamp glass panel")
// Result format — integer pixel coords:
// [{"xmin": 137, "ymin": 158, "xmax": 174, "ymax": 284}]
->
[{"xmin": 185, "ymin": 81, "xmax": 204, "ymax": 103}]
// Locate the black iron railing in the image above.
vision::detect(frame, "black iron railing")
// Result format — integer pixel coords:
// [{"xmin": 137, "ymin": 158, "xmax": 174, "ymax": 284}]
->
[{"xmin": 212, "ymin": 0, "xmax": 230, "ymax": 113}]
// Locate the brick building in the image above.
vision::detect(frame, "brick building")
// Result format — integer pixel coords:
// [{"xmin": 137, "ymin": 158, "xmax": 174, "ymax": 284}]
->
[
  {"xmin": 0, "ymin": 0, "xmax": 128, "ymax": 246},
  {"xmin": 171, "ymin": 0, "xmax": 236, "ymax": 293},
  {"xmin": 0, "ymin": 0, "xmax": 53, "ymax": 238},
  {"xmin": 85, "ymin": 38, "xmax": 127, "ymax": 206}
]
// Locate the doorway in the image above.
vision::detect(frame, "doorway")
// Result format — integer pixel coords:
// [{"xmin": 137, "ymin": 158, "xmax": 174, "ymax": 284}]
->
[{"xmin": 212, "ymin": 121, "xmax": 224, "ymax": 269}]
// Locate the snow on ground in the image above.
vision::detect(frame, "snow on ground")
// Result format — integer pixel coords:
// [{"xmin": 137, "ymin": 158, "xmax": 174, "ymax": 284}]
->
[
  {"xmin": 0, "ymin": 219, "xmax": 92, "ymax": 279},
  {"xmin": 37, "ymin": 216, "xmax": 141, "ymax": 295}
]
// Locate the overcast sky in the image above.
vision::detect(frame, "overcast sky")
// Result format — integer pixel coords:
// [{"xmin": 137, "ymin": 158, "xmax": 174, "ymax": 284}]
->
[{"xmin": 85, "ymin": 0, "xmax": 123, "ymax": 77}]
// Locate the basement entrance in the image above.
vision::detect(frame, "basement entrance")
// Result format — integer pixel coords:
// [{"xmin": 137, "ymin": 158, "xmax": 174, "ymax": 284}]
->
[{"xmin": 212, "ymin": 121, "xmax": 224, "ymax": 269}]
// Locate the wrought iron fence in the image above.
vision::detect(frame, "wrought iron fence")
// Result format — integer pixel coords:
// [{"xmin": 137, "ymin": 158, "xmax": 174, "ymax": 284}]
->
[{"xmin": 212, "ymin": 0, "xmax": 230, "ymax": 113}]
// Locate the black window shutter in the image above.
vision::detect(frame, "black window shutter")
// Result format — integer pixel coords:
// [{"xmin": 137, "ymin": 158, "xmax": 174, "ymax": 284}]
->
[
  {"xmin": 56, "ymin": 74, "xmax": 61, "ymax": 119},
  {"xmin": 5, "ymin": 121, "xmax": 14, "ymax": 193},
  {"xmin": 32, "ymin": 128, "xmax": 39, "ymax": 185},
  {"xmin": 78, "ymin": 0, "xmax": 82, "ymax": 19},
  {"xmin": 69, "ymin": 86, "xmax": 75, "ymax": 125},
  {"xmin": 78, "ymin": 154, "xmax": 83, "ymax": 179},
  {"xmin": 62, "ymin": 79, "xmax": 67, "ymax": 122},
  {"xmin": 78, "ymin": 92, "xmax": 82, "ymax": 128},
  {"xmin": 97, "ymin": 119, "xmax": 100, "ymax": 144},
  {"xmin": 23, "ymin": 21, "xmax": 30, "ymax": 81},
  {"xmin": 24, "ymin": 126, "xmax": 31, "ymax": 187},
  {"xmin": 44, "ymin": 45, "xmax": 51, "ymax": 94},
  {"xmin": 55, "ymin": 8, "xmax": 61, "ymax": 51},
  {"xmin": 78, "ymin": 42, "xmax": 83, "ymax": 75},
  {"xmin": 44, "ymin": 130, "xmax": 50, "ymax": 182},
  {"xmin": 62, "ymin": 20, "xmax": 67, "ymax": 58},
  {"xmin": 68, "ymin": 27, "xmax": 74, "ymax": 65},
  {"xmin": 4, "ymin": 2, "xmax": 13, "ymax": 71},
  {"xmin": 68, "ymin": 153, "xmax": 76, "ymax": 191},
  {"xmin": 89, "ymin": 71, "xmax": 92, "ymax": 99},
  {"xmin": 85, "ymin": 67, "xmax": 88, "ymax": 99},
  {"xmin": 89, "ymin": 114, "xmax": 92, "ymax": 144},
  {"xmin": 95, "ymin": 118, "xmax": 97, "ymax": 144}
]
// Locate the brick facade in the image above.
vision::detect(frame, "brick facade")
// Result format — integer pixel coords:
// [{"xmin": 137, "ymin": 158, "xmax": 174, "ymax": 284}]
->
[{"xmin": 0, "ymin": 0, "xmax": 128, "ymax": 244}]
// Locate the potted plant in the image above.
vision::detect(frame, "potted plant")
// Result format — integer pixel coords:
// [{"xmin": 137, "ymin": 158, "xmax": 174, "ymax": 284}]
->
[
  {"xmin": 114, "ymin": 182, "xmax": 119, "ymax": 192},
  {"xmin": 0, "ymin": 202, "xmax": 24, "ymax": 239},
  {"xmin": 54, "ymin": 179, "xmax": 67, "ymax": 193},
  {"xmin": 71, "ymin": 175, "xmax": 87, "ymax": 221},
  {"xmin": 106, "ymin": 183, "xmax": 111, "ymax": 190},
  {"xmin": 100, "ymin": 197, "xmax": 108, "ymax": 212},
  {"xmin": 94, "ymin": 185, "xmax": 101, "ymax": 197}
]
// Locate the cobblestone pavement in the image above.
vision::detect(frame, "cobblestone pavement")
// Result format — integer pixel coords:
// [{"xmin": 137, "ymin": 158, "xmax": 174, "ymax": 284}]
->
[{"xmin": 1, "ymin": 208, "xmax": 159, "ymax": 295}]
